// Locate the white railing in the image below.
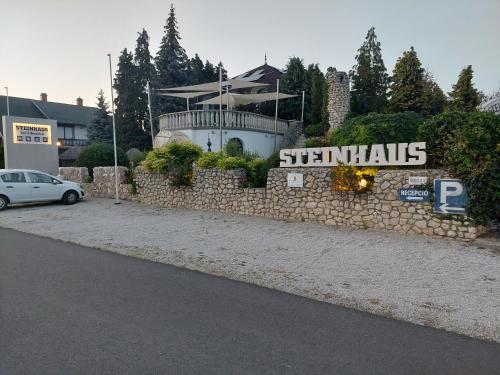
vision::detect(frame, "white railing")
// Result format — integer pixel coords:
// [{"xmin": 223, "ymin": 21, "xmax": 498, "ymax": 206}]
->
[{"xmin": 159, "ymin": 110, "xmax": 289, "ymax": 134}]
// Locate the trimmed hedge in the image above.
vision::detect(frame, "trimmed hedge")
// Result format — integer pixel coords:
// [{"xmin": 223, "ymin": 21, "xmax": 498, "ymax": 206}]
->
[
  {"xmin": 328, "ymin": 112, "xmax": 424, "ymax": 146},
  {"xmin": 76, "ymin": 143, "xmax": 128, "ymax": 177}
]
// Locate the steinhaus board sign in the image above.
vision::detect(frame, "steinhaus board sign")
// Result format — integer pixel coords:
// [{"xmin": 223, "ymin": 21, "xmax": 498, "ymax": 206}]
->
[
  {"xmin": 13, "ymin": 123, "xmax": 52, "ymax": 144},
  {"xmin": 280, "ymin": 142, "xmax": 426, "ymax": 167}
]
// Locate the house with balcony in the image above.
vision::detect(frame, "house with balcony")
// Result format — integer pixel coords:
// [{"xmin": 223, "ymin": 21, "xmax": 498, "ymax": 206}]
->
[{"xmin": 0, "ymin": 93, "xmax": 95, "ymax": 165}]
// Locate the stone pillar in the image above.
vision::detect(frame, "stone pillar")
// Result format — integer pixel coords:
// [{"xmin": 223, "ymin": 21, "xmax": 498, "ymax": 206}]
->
[{"xmin": 326, "ymin": 68, "xmax": 350, "ymax": 129}]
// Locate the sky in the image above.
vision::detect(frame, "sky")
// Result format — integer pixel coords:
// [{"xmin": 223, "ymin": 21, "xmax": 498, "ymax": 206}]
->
[{"xmin": 1, "ymin": 0, "xmax": 499, "ymax": 107}]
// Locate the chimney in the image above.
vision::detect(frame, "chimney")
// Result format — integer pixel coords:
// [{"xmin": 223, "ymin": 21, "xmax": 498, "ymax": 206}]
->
[
  {"xmin": 40, "ymin": 93, "xmax": 48, "ymax": 102},
  {"xmin": 76, "ymin": 97, "xmax": 83, "ymax": 106}
]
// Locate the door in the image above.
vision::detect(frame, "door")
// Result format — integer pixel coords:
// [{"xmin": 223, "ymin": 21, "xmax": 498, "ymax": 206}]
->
[
  {"xmin": 0, "ymin": 172, "xmax": 32, "ymax": 203},
  {"xmin": 27, "ymin": 172, "xmax": 63, "ymax": 201}
]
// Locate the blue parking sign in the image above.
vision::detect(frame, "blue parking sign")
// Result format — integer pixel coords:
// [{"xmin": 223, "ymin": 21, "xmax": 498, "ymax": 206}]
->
[{"xmin": 433, "ymin": 179, "xmax": 468, "ymax": 214}]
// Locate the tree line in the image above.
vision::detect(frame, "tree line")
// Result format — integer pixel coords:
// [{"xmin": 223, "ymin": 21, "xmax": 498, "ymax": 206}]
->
[{"xmin": 87, "ymin": 5, "xmax": 484, "ymax": 151}]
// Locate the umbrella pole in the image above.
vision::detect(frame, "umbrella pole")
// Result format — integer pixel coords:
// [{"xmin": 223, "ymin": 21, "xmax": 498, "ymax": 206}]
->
[{"xmin": 274, "ymin": 79, "xmax": 280, "ymax": 151}]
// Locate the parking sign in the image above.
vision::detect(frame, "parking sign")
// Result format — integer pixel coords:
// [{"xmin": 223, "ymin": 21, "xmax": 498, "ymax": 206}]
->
[{"xmin": 433, "ymin": 179, "xmax": 468, "ymax": 214}]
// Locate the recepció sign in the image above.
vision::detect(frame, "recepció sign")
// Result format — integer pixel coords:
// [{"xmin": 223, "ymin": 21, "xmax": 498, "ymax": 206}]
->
[
  {"xmin": 280, "ymin": 142, "xmax": 426, "ymax": 168},
  {"xmin": 13, "ymin": 123, "xmax": 52, "ymax": 145}
]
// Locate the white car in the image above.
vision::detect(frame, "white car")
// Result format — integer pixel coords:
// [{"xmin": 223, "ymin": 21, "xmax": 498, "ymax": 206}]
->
[{"xmin": 0, "ymin": 169, "xmax": 85, "ymax": 211}]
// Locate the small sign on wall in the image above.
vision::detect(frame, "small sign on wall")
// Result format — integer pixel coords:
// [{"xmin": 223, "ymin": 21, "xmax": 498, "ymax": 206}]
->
[
  {"xmin": 408, "ymin": 176, "xmax": 427, "ymax": 185},
  {"xmin": 287, "ymin": 173, "xmax": 303, "ymax": 188},
  {"xmin": 398, "ymin": 188, "xmax": 430, "ymax": 202}
]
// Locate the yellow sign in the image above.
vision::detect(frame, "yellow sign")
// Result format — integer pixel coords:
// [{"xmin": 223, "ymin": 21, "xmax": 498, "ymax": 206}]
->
[{"xmin": 13, "ymin": 123, "xmax": 52, "ymax": 145}]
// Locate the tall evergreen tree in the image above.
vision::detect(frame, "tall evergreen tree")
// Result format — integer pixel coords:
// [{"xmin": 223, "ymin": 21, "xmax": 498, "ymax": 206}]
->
[
  {"xmin": 448, "ymin": 65, "xmax": 481, "ymax": 111},
  {"xmin": 388, "ymin": 47, "xmax": 427, "ymax": 114},
  {"xmin": 87, "ymin": 90, "xmax": 113, "ymax": 144},
  {"xmin": 202, "ymin": 60, "xmax": 219, "ymax": 82},
  {"xmin": 134, "ymin": 28, "xmax": 156, "ymax": 148},
  {"xmin": 422, "ymin": 71, "xmax": 447, "ymax": 115},
  {"xmin": 189, "ymin": 54, "xmax": 205, "ymax": 84},
  {"xmin": 155, "ymin": 4, "xmax": 189, "ymax": 113},
  {"xmin": 349, "ymin": 27, "xmax": 389, "ymax": 115},
  {"xmin": 307, "ymin": 64, "xmax": 327, "ymax": 124},
  {"xmin": 280, "ymin": 57, "xmax": 309, "ymax": 121},
  {"xmin": 114, "ymin": 48, "xmax": 147, "ymax": 150}
]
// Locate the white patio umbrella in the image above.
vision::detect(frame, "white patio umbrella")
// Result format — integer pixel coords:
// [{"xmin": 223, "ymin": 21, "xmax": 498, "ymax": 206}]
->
[{"xmin": 156, "ymin": 91, "xmax": 216, "ymax": 111}]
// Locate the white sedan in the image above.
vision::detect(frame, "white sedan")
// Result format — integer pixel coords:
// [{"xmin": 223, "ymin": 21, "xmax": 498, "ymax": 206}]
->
[{"xmin": 0, "ymin": 169, "xmax": 85, "ymax": 211}]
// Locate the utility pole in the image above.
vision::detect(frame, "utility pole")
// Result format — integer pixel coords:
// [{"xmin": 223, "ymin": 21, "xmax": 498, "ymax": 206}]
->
[
  {"xmin": 219, "ymin": 64, "xmax": 223, "ymax": 151},
  {"xmin": 4, "ymin": 87, "xmax": 10, "ymax": 116},
  {"xmin": 147, "ymin": 80, "xmax": 154, "ymax": 147},
  {"xmin": 274, "ymin": 79, "xmax": 280, "ymax": 151}
]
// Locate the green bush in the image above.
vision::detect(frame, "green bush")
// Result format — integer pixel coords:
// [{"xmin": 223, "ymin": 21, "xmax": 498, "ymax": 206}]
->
[
  {"xmin": 328, "ymin": 112, "xmax": 424, "ymax": 146},
  {"xmin": 76, "ymin": 143, "xmax": 128, "ymax": 177},
  {"xmin": 217, "ymin": 156, "xmax": 247, "ymax": 170},
  {"xmin": 304, "ymin": 122, "xmax": 328, "ymax": 138},
  {"xmin": 225, "ymin": 138, "xmax": 244, "ymax": 157},
  {"xmin": 196, "ymin": 151, "xmax": 224, "ymax": 169},
  {"xmin": 420, "ymin": 111, "xmax": 500, "ymax": 224},
  {"xmin": 142, "ymin": 142, "xmax": 203, "ymax": 186},
  {"xmin": 0, "ymin": 144, "xmax": 4, "ymax": 169},
  {"xmin": 304, "ymin": 137, "xmax": 325, "ymax": 148},
  {"xmin": 127, "ymin": 149, "xmax": 146, "ymax": 167}
]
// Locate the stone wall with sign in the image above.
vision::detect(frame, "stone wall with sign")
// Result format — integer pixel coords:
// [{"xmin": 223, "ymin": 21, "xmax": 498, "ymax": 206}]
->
[{"xmin": 60, "ymin": 166, "xmax": 485, "ymax": 240}]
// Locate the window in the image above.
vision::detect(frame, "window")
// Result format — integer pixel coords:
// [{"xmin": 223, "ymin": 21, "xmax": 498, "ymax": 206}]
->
[
  {"xmin": 64, "ymin": 126, "xmax": 75, "ymax": 139},
  {"xmin": 1, "ymin": 172, "xmax": 27, "ymax": 183},
  {"xmin": 28, "ymin": 172, "xmax": 53, "ymax": 184}
]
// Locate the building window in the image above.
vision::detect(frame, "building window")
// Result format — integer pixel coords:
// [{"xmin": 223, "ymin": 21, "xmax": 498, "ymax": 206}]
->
[{"xmin": 64, "ymin": 126, "xmax": 75, "ymax": 139}]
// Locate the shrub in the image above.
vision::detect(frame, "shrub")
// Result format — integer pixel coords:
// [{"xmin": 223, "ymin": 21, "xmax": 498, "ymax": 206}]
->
[
  {"xmin": 217, "ymin": 156, "xmax": 247, "ymax": 170},
  {"xmin": 304, "ymin": 137, "xmax": 325, "ymax": 148},
  {"xmin": 225, "ymin": 138, "xmax": 244, "ymax": 157},
  {"xmin": 246, "ymin": 158, "xmax": 267, "ymax": 188},
  {"xmin": 142, "ymin": 142, "xmax": 203, "ymax": 186},
  {"xmin": 420, "ymin": 111, "xmax": 500, "ymax": 224},
  {"xmin": 327, "ymin": 112, "xmax": 424, "ymax": 146},
  {"xmin": 304, "ymin": 122, "xmax": 328, "ymax": 138},
  {"xmin": 196, "ymin": 151, "xmax": 224, "ymax": 169},
  {"xmin": 126, "ymin": 148, "xmax": 145, "ymax": 167},
  {"xmin": 76, "ymin": 143, "xmax": 128, "ymax": 177}
]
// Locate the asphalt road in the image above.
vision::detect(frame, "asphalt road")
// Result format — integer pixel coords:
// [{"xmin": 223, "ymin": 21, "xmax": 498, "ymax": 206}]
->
[{"xmin": 1, "ymin": 227, "xmax": 499, "ymax": 375}]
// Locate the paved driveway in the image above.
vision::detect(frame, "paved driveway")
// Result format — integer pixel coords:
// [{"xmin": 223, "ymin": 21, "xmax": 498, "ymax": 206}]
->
[
  {"xmin": 1, "ymin": 228, "xmax": 499, "ymax": 374},
  {"xmin": 0, "ymin": 199, "xmax": 499, "ymax": 342}
]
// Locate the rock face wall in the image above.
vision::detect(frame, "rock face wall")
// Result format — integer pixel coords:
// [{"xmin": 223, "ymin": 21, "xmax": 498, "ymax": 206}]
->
[
  {"xmin": 326, "ymin": 68, "xmax": 350, "ymax": 129},
  {"xmin": 58, "ymin": 167, "xmax": 88, "ymax": 184},
  {"xmin": 61, "ymin": 166, "xmax": 485, "ymax": 240}
]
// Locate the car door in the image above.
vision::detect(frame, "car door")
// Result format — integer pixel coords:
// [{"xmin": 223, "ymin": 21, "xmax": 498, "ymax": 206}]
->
[
  {"xmin": 27, "ymin": 172, "xmax": 63, "ymax": 201},
  {"xmin": 0, "ymin": 172, "xmax": 32, "ymax": 203}
]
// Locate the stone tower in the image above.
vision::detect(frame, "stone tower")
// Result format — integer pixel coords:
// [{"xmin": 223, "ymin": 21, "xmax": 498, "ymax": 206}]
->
[{"xmin": 326, "ymin": 68, "xmax": 350, "ymax": 129}]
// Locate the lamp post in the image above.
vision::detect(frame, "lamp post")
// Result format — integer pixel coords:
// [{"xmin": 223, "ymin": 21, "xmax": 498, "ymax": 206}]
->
[
  {"xmin": 146, "ymin": 80, "xmax": 154, "ymax": 147},
  {"xmin": 219, "ymin": 64, "xmax": 223, "ymax": 151},
  {"xmin": 107, "ymin": 54, "xmax": 120, "ymax": 205},
  {"xmin": 301, "ymin": 90, "xmax": 305, "ymax": 123},
  {"xmin": 273, "ymin": 79, "xmax": 280, "ymax": 151},
  {"xmin": 4, "ymin": 87, "xmax": 10, "ymax": 116}
]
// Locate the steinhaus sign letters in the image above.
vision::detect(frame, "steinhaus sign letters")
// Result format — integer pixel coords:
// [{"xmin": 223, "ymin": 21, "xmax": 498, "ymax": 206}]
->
[
  {"xmin": 13, "ymin": 123, "xmax": 52, "ymax": 145},
  {"xmin": 280, "ymin": 142, "xmax": 426, "ymax": 167}
]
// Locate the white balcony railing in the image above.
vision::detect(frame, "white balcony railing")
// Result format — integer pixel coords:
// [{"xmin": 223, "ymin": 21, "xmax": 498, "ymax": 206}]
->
[{"xmin": 159, "ymin": 110, "xmax": 289, "ymax": 134}]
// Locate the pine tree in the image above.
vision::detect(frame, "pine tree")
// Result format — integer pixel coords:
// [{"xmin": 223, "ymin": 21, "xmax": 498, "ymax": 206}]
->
[
  {"xmin": 134, "ymin": 28, "xmax": 156, "ymax": 148},
  {"xmin": 448, "ymin": 65, "xmax": 481, "ymax": 111},
  {"xmin": 422, "ymin": 71, "xmax": 446, "ymax": 115},
  {"xmin": 189, "ymin": 54, "xmax": 205, "ymax": 84},
  {"xmin": 87, "ymin": 90, "xmax": 113, "ymax": 144},
  {"xmin": 155, "ymin": 4, "xmax": 189, "ymax": 113},
  {"xmin": 280, "ymin": 57, "xmax": 308, "ymax": 121},
  {"xmin": 388, "ymin": 47, "xmax": 427, "ymax": 114},
  {"xmin": 202, "ymin": 60, "xmax": 218, "ymax": 82},
  {"xmin": 114, "ymin": 48, "xmax": 147, "ymax": 150},
  {"xmin": 350, "ymin": 27, "xmax": 389, "ymax": 115},
  {"xmin": 307, "ymin": 64, "xmax": 327, "ymax": 124}
]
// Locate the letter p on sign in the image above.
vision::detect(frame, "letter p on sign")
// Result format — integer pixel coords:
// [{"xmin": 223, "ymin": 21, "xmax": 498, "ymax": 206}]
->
[{"xmin": 433, "ymin": 179, "xmax": 468, "ymax": 214}]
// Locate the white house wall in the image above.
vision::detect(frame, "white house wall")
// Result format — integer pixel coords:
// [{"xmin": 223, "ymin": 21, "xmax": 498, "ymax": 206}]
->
[{"xmin": 177, "ymin": 129, "xmax": 283, "ymax": 157}]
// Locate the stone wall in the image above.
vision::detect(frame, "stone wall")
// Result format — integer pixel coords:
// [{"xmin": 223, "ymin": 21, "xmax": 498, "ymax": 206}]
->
[
  {"xmin": 62, "ymin": 166, "xmax": 485, "ymax": 240},
  {"xmin": 326, "ymin": 68, "xmax": 350, "ymax": 129},
  {"xmin": 58, "ymin": 167, "xmax": 88, "ymax": 184}
]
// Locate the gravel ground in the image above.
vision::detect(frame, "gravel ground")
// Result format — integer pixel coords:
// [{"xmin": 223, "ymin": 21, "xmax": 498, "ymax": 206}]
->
[{"xmin": 1, "ymin": 199, "xmax": 499, "ymax": 342}]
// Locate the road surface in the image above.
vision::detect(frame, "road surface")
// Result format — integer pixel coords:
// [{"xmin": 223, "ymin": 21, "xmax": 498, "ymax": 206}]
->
[{"xmin": 1, "ymin": 227, "xmax": 499, "ymax": 374}]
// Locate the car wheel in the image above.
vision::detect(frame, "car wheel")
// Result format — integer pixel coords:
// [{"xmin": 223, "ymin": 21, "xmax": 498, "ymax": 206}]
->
[
  {"xmin": 62, "ymin": 190, "xmax": 78, "ymax": 205},
  {"xmin": 0, "ymin": 195, "xmax": 9, "ymax": 211}
]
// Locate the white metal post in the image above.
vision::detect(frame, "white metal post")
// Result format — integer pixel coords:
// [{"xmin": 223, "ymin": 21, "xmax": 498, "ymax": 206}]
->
[
  {"xmin": 274, "ymin": 79, "xmax": 280, "ymax": 151},
  {"xmin": 4, "ymin": 87, "xmax": 9, "ymax": 116},
  {"xmin": 107, "ymin": 54, "xmax": 120, "ymax": 204},
  {"xmin": 301, "ymin": 90, "xmax": 305, "ymax": 122},
  {"xmin": 147, "ymin": 80, "xmax": 154, "ymax": 148},
  {"xmin": 219, "ymin": 64, "xmax": 223, "ymax": 151}
]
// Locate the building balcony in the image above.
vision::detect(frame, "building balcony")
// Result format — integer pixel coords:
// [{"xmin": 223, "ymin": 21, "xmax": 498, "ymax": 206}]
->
[{"xmin": 159, "ymin": 110, "xmax": 290, "ymax": 135}]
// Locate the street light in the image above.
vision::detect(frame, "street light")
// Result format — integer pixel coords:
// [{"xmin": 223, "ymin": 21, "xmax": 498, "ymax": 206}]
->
[
  {"xmin": 107, "ymin": 54, "xmax": 120, "ymax": 205},
  {"xmin": 4, "ymin": 87, "xmax": 10, "ymax": 116}
]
